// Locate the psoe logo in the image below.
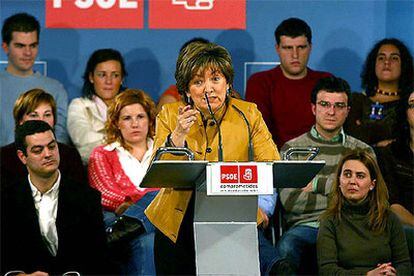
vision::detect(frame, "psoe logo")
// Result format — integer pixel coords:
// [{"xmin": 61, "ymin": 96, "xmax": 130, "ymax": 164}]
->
[
  {"xmin": 220, "ymin": 165, "xmax": 239, "ymax": 184},
  {"xmin": 149, "ymin": 0, "xmax": 246, "ymax": 29},
  {"xmin": 219, "ymin": 165, "xmax": 258, "ymax": 184},
  {"xmin": 239, "ymin": 165, "xmax": 258, "ymax": 183},
  {"xmin": 46, "ymin": 0, "xmax": 144, "ymax": 29}
]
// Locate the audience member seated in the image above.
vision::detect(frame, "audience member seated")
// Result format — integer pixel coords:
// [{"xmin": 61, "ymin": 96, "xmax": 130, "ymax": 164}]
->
[
  {"xmin": 245, "ymin": 17, "xmax": 331, "ymax": 149},
  {"xmin": 1, "ymin": 89, "xmax": 86, "ymax": 187},
  {"xmin": 68, "ymin": 48, "xmax": 127, "ymax": 164},
  {"xmin": 345, "ymin": 38, "xmax": 414, "ymax": 147},
  {"xmin": 88, "ymin": 89, "xmax": 159, "ymax": 275},
  {"xmin": 268, "ymin": 77, "xmax": 374, "ymax": 275},
  {"xmin": 317, "ymin": 150, "xmax": 412, "ymax": 275},
  {"xmin": 1, "ymin": 13, "xmax": 69, "ymax": 146},
  {"xmin": 376, "ymin": 89, "xmax": 414, "ymax": 262},
  {"xmin": 1, "ymin": 120, "xmax": 108, "ymax": 275}
]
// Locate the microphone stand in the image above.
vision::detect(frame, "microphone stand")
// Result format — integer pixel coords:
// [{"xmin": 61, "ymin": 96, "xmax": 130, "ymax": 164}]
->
[
  {"xmin": 205, "ymin": 93, "xmax": 224, "ymax": 161},
  {"xmin": 232, "ymin": 105, "xmax": 254, "ymax": 162}
]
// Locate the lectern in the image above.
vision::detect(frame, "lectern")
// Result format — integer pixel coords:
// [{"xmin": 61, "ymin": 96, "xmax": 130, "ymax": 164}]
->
[{"xmin": 141, "ymin": 147, "xmax": 324, "ymax": 275}]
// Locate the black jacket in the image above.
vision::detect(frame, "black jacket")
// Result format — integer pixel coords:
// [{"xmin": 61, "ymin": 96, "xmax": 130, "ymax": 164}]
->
[{"xmin": 1, "ymin": 175, "xmax": 108, "ymax": 275}]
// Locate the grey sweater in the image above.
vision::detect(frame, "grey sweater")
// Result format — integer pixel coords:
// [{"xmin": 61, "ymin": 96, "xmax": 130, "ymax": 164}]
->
[{"xmin": 280, "ymin": 131, "xmax": 373, "ymax": 228}]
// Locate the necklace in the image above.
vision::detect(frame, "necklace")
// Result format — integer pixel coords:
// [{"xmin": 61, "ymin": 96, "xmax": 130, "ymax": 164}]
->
[{"xmin": 376, "ymin": 87, "xmax": 399, "ymax": 96}]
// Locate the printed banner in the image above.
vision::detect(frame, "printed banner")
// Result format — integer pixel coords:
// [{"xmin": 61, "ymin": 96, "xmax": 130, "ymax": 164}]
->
[
  {"xmin": 207, "ymin": 162, "xmax": 273, "ymax": 195},
  {"xmin": 149, "ymin": 0, "xmax": 246, "ymax": 29},
  {"xmin": 46, "ymin": 0, "xmax": 144, "ymax": 29}
]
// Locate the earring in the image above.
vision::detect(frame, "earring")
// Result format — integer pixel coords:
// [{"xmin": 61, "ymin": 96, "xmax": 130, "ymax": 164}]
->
[{"xmin": 369, "ymin": 187, "xmax": 374, "ymax": 191}]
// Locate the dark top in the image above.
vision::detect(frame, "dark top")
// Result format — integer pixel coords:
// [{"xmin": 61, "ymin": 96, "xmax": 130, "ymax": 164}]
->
[
  {"xmin": 345, "ymin": 92, "xmax": 400, "ymax": 146},
  {"xmin": 1, "ymin": 142, "xmax": 87, "ymax": 187},
  {"xmin": 1, "ymin": 175, "xmax": 108, "ymax": 274},
  {"xmin": 375, "ymin": 139, "xmax": 414, "ymax": 213},
  {"xmin": 317, "ymin": 200, "xmax": 412, "ymax": 275}
]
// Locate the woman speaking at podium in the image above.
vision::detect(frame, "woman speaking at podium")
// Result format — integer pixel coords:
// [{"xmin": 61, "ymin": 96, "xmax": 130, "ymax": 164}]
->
[{"xmin": 145, "ymin": 41, "xmax": 280, "ymax": 274}]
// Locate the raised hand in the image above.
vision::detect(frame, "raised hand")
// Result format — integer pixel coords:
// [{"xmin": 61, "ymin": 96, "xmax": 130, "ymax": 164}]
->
[{"xmin": 171, "ymin": 105, "xmax": 199, "ymax": 147}]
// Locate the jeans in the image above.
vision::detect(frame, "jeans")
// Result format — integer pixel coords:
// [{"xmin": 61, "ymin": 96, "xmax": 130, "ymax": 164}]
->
[
  {"xmin": 258, "ymin": 228, "xmax": 279, "ymax": 275},
  {"xmin": 274, "ymin": 225, "xmax": 319, "ymax": 272},
  {"xmin": 104, "ymin": 191, "xmax": 158, "ymax": 275},
  {"xmin": 123, "ymin": 191, "xmax": 157, "ymax": 233},
  {"xmin": 123, "ymin": 231, "xmax": 155, "ymax": 275}
]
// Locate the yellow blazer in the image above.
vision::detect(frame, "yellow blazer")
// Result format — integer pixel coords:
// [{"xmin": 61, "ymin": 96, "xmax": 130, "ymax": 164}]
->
[{"xmin": 145, "ymin": 98, "xmax": 280, "ymax": 242}]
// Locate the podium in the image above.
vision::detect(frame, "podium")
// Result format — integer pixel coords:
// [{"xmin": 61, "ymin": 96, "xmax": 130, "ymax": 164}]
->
[{"xmin": 141, "ymin": 148, "xmax": 324, "ymax": 275}]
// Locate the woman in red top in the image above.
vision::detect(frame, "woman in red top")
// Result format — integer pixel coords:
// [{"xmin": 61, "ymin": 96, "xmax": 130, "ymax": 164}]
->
[{"xmin": 88, "ymin": 88, "xmax": 158, "ymax": 275}]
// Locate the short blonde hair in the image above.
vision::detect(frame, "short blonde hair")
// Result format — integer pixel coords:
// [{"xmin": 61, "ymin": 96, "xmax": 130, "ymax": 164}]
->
[
  {"xmin": 105, "ymin": 89, "xmax": 156, "ymax": 150},
  {"xmin": 13, "ymin": 88, "xmax": 57, "ymax": 127}
]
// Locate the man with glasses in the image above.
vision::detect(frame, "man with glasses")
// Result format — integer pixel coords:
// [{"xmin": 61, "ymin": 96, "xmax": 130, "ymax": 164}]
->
[{"xmin": 267, "ymin": 77, "xmax": 374, "ymax": 274}]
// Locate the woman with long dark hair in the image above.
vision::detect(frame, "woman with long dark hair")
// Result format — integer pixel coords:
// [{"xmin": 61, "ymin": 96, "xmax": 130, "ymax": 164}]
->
[
  {"xmin": 317, "ymin": 150, "xmax": 411, "ymax": 275},
  {"xmin": 345, "ymin": 38, "xmax": 413, "ymax": 147},
  {"xmin": 68, "ymin": 48, "xmax": 127, "ymax": 164}
]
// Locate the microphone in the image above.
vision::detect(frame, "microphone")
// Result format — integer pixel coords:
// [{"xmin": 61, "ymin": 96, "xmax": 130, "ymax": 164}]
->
[
  {"xmin": 232, "ymin": 105, "xmax": 254, "ymax": 161},
  {"xmin": 205, "ymin": 92, "xmax": 224, "ymax": 161}
]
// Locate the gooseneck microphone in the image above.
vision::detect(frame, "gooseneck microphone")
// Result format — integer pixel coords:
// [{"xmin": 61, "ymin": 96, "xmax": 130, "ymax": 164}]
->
[
  {"xmin": 232, "ymin": 105, "xmax": 254, "ymax": 162},
  {"xmin": 205, "ymin": 92, "xmax": 224, "ymax": 161}
]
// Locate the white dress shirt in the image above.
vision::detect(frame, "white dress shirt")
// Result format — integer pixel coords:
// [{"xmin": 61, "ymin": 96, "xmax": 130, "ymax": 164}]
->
[
  {"xmin": 29, "ymin": 171, "xmax": 61, "ymax": 256},
  {"xmin": 104, "ymin": 139, "xmax": 154, "ymax": 190}
]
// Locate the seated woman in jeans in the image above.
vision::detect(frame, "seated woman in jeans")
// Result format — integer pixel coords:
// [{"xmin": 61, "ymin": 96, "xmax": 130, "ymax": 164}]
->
[{"xmin": 88, "ymin": 89, "xmax": 158, "ymax": 275}]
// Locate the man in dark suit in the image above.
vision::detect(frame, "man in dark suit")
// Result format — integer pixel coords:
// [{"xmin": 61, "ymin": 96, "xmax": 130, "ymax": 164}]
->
[{"xmin": 1, "ymin": 120, "xmax": 108, "ymax": 275}]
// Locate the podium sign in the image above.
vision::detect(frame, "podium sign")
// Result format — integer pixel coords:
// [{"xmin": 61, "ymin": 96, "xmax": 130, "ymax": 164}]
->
[
  {"xmin": 206, "ymin": 162, "xmax": 273, "ymax": 195},
  {"xmin": 140, "ymin": 150, "xmax": 325, "ymax": 275}
]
